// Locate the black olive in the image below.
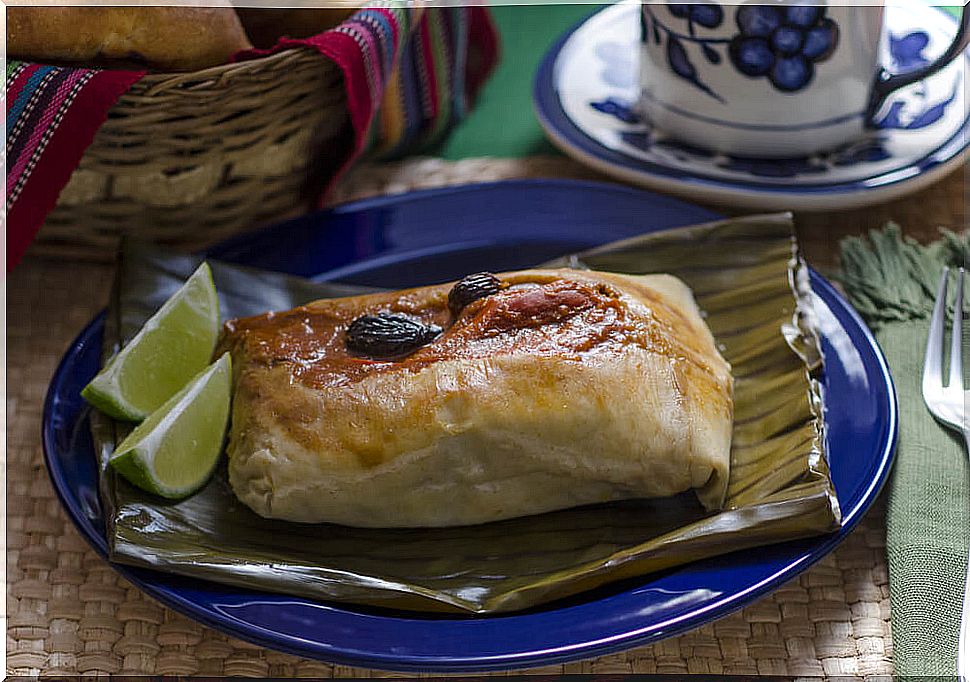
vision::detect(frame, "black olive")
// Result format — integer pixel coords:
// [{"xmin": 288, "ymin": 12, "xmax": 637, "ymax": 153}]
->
[
  {"xmin": 448, "ymin": 272, "xmax": 502, "ymax": 315},
  {"xmin": 345, "ymin": 313, "xmax": 441, "ymax": 359}
]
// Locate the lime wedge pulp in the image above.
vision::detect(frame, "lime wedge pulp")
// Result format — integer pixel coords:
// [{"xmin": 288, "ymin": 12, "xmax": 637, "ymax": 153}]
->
[
  {"xmin": 82, "ymin": 262, "xmax": 220, "ymax": 421},
  {"xmin": 109, "ymin": 353, "xmax": 232, "ymax": 499}
]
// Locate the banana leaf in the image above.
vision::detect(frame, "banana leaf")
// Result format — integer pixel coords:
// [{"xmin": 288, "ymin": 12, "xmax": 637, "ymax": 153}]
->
[{"xmin": 91, "ymin": 213, "xmax": 839, "ymax": 614}]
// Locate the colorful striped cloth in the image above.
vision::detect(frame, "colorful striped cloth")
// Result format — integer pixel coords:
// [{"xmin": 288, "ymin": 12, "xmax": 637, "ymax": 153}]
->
[
  {"xmin": 5, "ymin": 62, "xmax": 145, "ymax": 270},
  {"xmin": 5, "ymin": 5, "xmax": 498, "ymax": 271}
]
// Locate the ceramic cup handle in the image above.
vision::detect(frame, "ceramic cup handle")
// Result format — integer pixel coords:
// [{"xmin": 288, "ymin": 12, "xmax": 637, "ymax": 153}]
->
[{"xmin": 865, "ymin": 7, "xmax": 970, "ymax": 126}]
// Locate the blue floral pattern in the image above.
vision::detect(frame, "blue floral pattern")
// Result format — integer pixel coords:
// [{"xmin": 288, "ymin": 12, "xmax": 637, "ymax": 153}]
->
[
  {"xmin": 729, "ymin": 6, "xmax": 839, "ymax": 92},
  {"xmin": 641, "ymin": 3, "xmax": 731, "ymax": 102},
  {"xmin": 875, "ymin": 32, "xmax": 959, "ymax": 131},
  {"xmin": 587, "ymin": 95, "xmax": 897, "ymax": 178},
  {"xmin": 890, "ymin": 31, "xmax": 931, "ymax": 70},
  {"xmin": 590, "ymin": 97, "xmax": 641, "ymax": 124},
  {"xmin": 641, "ymin": 2, "xmax": 840, "ymax": 99},
  {"xmin": 556, "ymin": 0, "xmax": 966, "ymax": 195},
  {"xmin": 874, "ymin": 76, "xmax": 961, "ymax": 130},
  {"xmin": 597, "ymin": 16, "xmax": 959, "ymax": 143}
]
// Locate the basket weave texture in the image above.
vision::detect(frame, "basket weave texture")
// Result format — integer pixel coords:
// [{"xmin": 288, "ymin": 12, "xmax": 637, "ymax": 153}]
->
[{"xmin": 38, "ymin": 49, "xmax": 347, "ymax": 261}]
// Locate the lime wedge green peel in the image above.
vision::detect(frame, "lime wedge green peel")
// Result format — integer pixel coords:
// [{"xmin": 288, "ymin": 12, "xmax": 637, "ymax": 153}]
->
[
  {"xmin": 109, "ymin": 353, "xmax": 232, "ymax": 499},
  {"xmin": 82, "ymin": 262, "xmax": 220, "ymax": 421}
]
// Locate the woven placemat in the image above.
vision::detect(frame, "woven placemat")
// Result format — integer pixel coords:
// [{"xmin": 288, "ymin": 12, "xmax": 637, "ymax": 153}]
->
[{"xmin": 14, "ymin": 154, "xmax": 958, "ymax": 678}]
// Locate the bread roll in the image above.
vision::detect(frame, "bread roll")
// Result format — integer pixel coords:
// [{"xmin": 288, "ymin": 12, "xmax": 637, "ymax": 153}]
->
[{"xmin": 7, "ymin": 6, "xmax": 253, "ymax": 71}]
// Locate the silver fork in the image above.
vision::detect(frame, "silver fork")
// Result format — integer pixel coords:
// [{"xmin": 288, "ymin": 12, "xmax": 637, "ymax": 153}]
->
[{"xmin": 921, "ymin": 266, "xmax": 969, "ymax": 678}]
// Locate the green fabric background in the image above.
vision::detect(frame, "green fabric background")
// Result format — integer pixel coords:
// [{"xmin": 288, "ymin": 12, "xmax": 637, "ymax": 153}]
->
[
  {"xmin": 840, "ymin": 227, "xmax": 970, "ymax": 676},
  {"xmin": 435, "ymin": 4, "xmax": 599, "ymax": 159},
  {"xmin": 435, "ymin": 4, "xmax": 963, "ymax": 160}
]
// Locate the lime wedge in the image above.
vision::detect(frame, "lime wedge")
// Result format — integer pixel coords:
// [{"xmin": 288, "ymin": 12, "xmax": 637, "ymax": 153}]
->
[
  {"xmin": 109, "ymin": 353, "xmax": 232, "ymax": 499},
  {"xmin": 82, "ymin": 262, "xmax": 220, "ymax": 421}
]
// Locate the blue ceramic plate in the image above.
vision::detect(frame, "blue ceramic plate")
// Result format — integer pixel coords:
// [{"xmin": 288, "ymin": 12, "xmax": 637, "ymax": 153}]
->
[
  {"xmin": 43, "ymin": 180, "xmax": 896, "ymax": 672},
  {"xmin": 534, "ymin": 0, "xmax": 970, "ymax": 211}
]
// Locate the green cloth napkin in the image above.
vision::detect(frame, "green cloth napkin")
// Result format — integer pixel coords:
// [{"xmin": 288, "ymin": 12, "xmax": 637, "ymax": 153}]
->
[
  {"xmin": 840, "ymin": 226, "xmax": 969, "ymax": 676},
  {"xmin": 436, "ymin": 5, "xmax": 964, "ymax": 161}
]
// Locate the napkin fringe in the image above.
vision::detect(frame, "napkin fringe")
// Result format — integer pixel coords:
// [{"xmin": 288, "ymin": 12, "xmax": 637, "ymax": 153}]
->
[{"xmin": 840, "ymin": 224, "xmax": 969, "ymax": 329}]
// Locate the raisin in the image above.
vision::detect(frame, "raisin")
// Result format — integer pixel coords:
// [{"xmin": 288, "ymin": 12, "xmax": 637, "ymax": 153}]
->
[
  {"xmin": 448, "ymin": 272, "xmax": 502, "ymax": 315},
  {"xmin": 345, "ymin": 313, "xmax": 441, "ymax": 359}
]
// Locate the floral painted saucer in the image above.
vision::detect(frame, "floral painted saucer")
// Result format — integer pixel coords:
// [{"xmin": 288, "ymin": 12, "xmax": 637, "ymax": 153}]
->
[{"xmin": 534, "ymin": 0, "xmax": 969, "ymax": 211}]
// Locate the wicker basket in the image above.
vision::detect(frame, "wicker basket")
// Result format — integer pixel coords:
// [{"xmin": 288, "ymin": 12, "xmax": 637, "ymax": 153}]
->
[{"xmin": 36, "ymin": 47, "xmax": 351, "ymax": 261}]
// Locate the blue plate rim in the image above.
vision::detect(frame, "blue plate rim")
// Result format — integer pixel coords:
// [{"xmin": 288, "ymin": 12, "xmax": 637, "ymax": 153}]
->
[
  {"xmin": 207, "ymin": 177, "xmax": 725, "ymax": 262},
  {"xmin": 42, "ymin": 179, "xmax": 898, "ymax": 672},
  {"xmin": 532, "ymin": 3, "xmax": 970, "ymax": 197}
]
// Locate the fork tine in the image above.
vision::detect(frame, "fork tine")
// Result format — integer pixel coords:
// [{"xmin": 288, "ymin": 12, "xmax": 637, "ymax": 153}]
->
[
  {"xmin": 923, "ymin": 267, "xmax": 949, "ymax": 397},
  {"xmin": 951, "ymin": 268, "xmax": 965, "ymax": 389}
]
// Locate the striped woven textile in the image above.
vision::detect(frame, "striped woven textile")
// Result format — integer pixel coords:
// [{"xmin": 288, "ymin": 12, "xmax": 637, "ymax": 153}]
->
[
  {"xmin": 5, "ymin": 62, "xmax": 144, "ymax": 270},
  {"xmin": 5, "ymin": 5, "xmax": 499, "ymax": 271}
]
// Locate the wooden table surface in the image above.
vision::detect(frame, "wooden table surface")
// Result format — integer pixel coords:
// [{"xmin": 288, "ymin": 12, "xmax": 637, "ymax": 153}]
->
[{"xmin": 7, "ymin": 160, "xmax": 966, "ymax": 677}]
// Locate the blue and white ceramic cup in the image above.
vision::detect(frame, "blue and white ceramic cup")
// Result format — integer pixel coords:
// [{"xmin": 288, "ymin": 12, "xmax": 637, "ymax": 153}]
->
[{"xmin": 639, "ymin": 2, "xmax": 970, "ymax": 157}]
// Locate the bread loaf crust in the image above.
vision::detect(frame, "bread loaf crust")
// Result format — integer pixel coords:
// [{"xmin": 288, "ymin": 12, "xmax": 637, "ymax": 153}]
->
[{"xmin": 7, "ymin": 6, "xmax": 253, "ymax": 71}]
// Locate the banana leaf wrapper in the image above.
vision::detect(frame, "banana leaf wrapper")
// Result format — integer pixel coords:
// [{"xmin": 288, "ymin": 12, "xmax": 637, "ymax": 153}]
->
[{"xmin": 91, "ymin": 213, "xmax": 839, "ymax": 614}]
